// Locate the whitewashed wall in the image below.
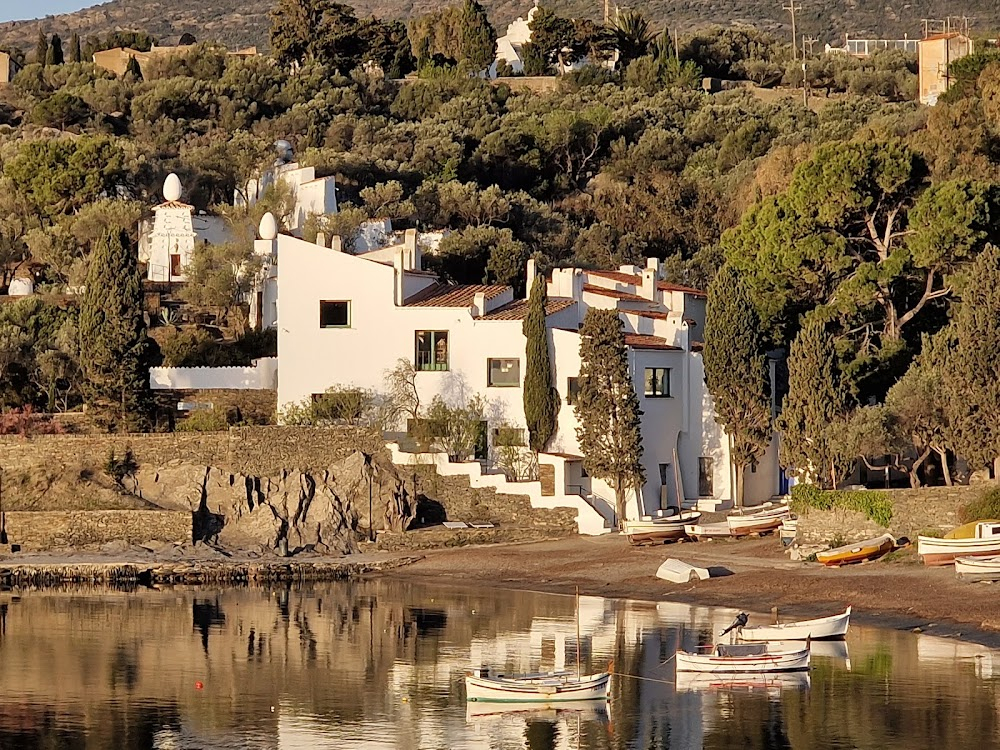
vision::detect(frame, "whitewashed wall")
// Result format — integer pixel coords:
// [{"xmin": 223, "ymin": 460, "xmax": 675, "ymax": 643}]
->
[{"xmin": 150, "ymin": 358, "xmax": 278, "ymax": 391}]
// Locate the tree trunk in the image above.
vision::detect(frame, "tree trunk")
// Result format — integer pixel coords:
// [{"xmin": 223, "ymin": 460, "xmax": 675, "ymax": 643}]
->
[
  {"xmin": 735, "ymin": 462, "xmax": 745, "ymax": 509},
  {"xmin": 614, "ymin": 477, "xmax": 626, "ymax": 529},
  {"xmin": 935, "ymin": 447, "xmax": 953, "ymax": 486},
  {"xmin": 909, "ymin": 447, "xmax": 931, "ymax": 489}
]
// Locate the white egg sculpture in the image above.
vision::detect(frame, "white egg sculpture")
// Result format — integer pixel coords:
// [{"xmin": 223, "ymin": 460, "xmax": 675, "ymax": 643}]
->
[
  {"xmin": 163, "ymin": 173, "xmax": 183, "ymax": 202},
  {"xmin": 258, "ymin": 212, "xmax": 278, "ymax": 240}
]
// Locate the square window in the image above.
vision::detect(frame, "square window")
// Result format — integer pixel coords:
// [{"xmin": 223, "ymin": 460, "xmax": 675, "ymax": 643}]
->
[
  {"xmin": 487, "ymin": 358, "xmax": 520, "ymax": 387},
  {"xmin": 319, "ymin": 300, "xmax": 350, "ymax": 328},
  {"xmin": 644, "ymin": 367, "xmax": 671, "ymax": 397},
  {"xmin": 566, "ymin": 376, "xmax": 580, "ymax": 405},
  {"xmin": 492, "ymin": 426, "xmax": 526, "ymax": 446},
  {"xmin": 415, "ymin": 331, "xmax": 449, "ymax": 371}
]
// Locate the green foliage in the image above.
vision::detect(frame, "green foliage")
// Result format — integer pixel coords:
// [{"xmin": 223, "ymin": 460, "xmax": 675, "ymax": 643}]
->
[
  {"xmin": 575, "ymin": 309, "xmax": 644, "ymax": 525},
  {"xmin": 522, "ymin": 275, "xmax": 559, "ymax": 453},
  {"xmin": 423, "ymin": 394, "xmax": 487, "ymax": 461},
  {"xmin": 425, "ymin": 226, "xmax": 529, "ymax": 293},
  {"xmin": 78, "ymin": 230, "xmax": 152, "ymax": 431},
  {"xmin": 959, "ymin": 486, "xmax": 1000, "ymax": 524},
  {"xmin": 789, "ymin": 483, "xmax": 893, "ymax": 528},
  {"xmin": 703, "ymin": 265, "xmax": 771, "ymax": 504},
  {"xmin": 47, "ymin": 34, "xmax": 65, "ymax": 67},
  {"xmin": 179, "ymin": 241, "xmax": 262, "ymax": 329},
  {"xmin": 176, "ymin": 407, "xmax": 230, "ymax": 432},
  {"xmin": 459, "ymin": 0, "xmax": 496, "ymax": 72}
]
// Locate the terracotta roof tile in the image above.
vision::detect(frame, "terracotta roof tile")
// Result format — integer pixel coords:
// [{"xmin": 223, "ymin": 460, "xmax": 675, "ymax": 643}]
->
[
  {"xmin": 542, "ymin": 452, "xmax": 585, "ymax": 460},
  {"xmin": 582, "ymin": 284, "xmax": 647, "ymax": 302},
  {"xmin": 404, "ymin": 282, "xmax": 509, "ymax": 307},
  {"xmin": 154, "ymin": 200, "xmax": 194, "ymax": 210},
  {"xmin": 630, "ymin": 309, "xmax": 669, "ymax": 320},
  {"xmin": 657, "ymin": 281, "xmax": 706, "ymax": 298},
  {"xmin": 587, "ymin": 269, "xmax": 641, "ymax": 284},
  {"xmin": 479, "ymin": 297, "xmax": 575, "ymax": 320},
  {"xmin": 624, "ymin": 334, "xmax": 682, "ymax": 351}
]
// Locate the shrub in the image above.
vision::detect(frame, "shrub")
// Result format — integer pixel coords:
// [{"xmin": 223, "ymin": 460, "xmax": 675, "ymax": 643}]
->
[
  {"xmin": 0, "ymin": 406, "xmax": 66, "ymax": 436},
  {"xmin": 278, "ymin": 385, "xmax": 394, "ymax": 428},
  {"xmin": 104, "ymin": 446, "xmax": 139, "ymax": 488},
  {"xmin": 790, "ymin": 483, "xmax": 893, "ymax": 527},
  {"xmin": 176, "ymin": 408, "xmax": 230, "ymax": 432},
  {"xmin": 959, "ymin": 486, "xmax": 1000, "ymax": 524},
  {"xmin": 159, "ymin": 328, "xmax": 232, "ymax": 367}
]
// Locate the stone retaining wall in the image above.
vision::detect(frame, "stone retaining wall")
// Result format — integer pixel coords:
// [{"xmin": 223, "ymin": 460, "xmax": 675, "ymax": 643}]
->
[
  {"xmin": 796, "ymin": 484, "xmax": 993, "ymax": 545},
  {"xmin": 4, "ymin": 511, "xmax": 192, "ymax": 551}
]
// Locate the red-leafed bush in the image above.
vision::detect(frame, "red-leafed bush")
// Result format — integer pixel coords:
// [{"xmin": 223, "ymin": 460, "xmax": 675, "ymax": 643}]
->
[{"xmin": 0, "ymin": 406, "xmax": 67, "ymax": 437}]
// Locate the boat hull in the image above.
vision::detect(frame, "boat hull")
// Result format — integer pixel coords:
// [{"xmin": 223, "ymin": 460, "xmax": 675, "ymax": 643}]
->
[
  {"xmin": 623, "ymin": 513, "xmax": 701, "ymax": 545},
  {"xmin": 726, "ymin": 504, "xmax": 791, "ymax": 536},
  {"xmin": 465, "ymin": 672, "xmax": 610, "ymax": 703},
  {"xmin": 955, "ymin": 555, "xmax": 1000, "ymax": 580},
  {"xmin": 684, "ymin": 522, "xmax": 733, "ymax": 540},
  {"xmin": 918, "ymin": 537, "xmax": 1000, "ymax": 566},
  {"xmin": 741, "ymin": 607, "xmax": 851, "ymax": 641},
  {"xmin": 816, "ymin": 536, "xmax": 894, "ymax": 567},
  {"xmin": 675, "ymin": 647, "xmax": 810, "ymax": 673}
]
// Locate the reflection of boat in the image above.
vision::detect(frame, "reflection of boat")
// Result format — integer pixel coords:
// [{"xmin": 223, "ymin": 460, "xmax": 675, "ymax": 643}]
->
[
  {"xmin": 675, "ymin": 643, "xmax": 810, "ymax": 673},
  {"xmin": 675, "ymin": 671, "xmax": 811, "ymax": 693},
  {"xmin": 465, "ymin": 668, "xmax": 611, "ymax": 703},
  {"xmin": 955, "ymin": 554, "xmax": 1000, "ymax": 581},
  {"xmin": 816, "ymin": 534, "xmax": 895, "ymax": 567},
  {"xmin": 740, "ymin": 607, "xmax": 851, "ymax": 641},
  {"xmin": 808, "ymin": 638, "xmax": 851, "ymax": 668},
  {"xmin": 918, "ymin": 523, "xmax": 1000, "ymax": 566},
  {"xmin": 727, "ymin": 504, "xmax": 790, "ymax": 535},
  {"xmin": 684, "ymin": 522, "xmax": 733, "ymax": 540},
  {"xmin": 623, "ymin": 512, "xmax": 702, "ymax": 545},
  {"xmin": 465, "ymin": 699, "xmax": 610, "ymax": 721}
]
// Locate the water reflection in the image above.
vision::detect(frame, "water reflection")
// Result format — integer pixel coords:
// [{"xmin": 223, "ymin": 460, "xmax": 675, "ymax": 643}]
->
[{"xmin": 0, "ymin": 583, "xmax": 996, "ymax": 749}]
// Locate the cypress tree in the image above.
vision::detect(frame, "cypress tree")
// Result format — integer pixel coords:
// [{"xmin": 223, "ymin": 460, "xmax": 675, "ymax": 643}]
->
[
  {"xmin": 575, "ymin": 309, "xmax": 644, "ymax": 526},
  {"xmin": 124, "ymin": 55, "xmax": 143, "ymax": 81},
  {"xmin": 35, "ymin": 32, "xmax": 49, "ymax": 66},
  {"xmin": 776, "ymin": 312, "xmax": 848, "ymax": 488},
  {"xmin": 79, "ymin": 230, "xmax": 152, "ymax": 432},
  {"xmin": 522, "ymin": 274, "xmax": 558, "ymax": 453},
  {"xmin": 459, "ymin": 0, "xmax": 497, "ymax": 72},
  {"xmin": 703, "ymin": 265, "xmax": 772, "ymax": 506},
  {"xmin": 68, "ymin": 32, "xmax": 82, "ymax": 63},
  {"xmin": 47, "ymin": 34, "xmax": 64, "ymax": 66}
]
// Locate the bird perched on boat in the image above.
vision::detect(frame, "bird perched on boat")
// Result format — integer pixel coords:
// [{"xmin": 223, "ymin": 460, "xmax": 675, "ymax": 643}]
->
[{"xmin": 719, "ymin": 612, "xmax": 749, "ymax": 637}]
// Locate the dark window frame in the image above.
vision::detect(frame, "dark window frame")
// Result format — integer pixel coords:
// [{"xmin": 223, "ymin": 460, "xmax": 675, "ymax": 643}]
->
[
  {"xmin": 415, "ymin": 330, "xmax": 449, "ymax": 371},
  {"xmin": 644, "ymin": 367, "xmax": 672, "ymax": 398},
  {"xmin": 566, "ymin": 376, "xmax": 580, "ymax": 405},
  {"xmin": 698, "ymin": 457, "xmax": 714, "ymax": 497},
  {"xmin": 487, "ymin": 357, "xmax": 520, "ymax": 387},
  {"xmin": 319, "ymin": 300, "xmax": 351, "ymax": 328}
]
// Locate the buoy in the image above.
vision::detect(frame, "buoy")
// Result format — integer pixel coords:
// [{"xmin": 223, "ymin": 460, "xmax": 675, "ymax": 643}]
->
[{"xmin": 195, "ymin": 681, "xmax": 204, "ymax": 690}]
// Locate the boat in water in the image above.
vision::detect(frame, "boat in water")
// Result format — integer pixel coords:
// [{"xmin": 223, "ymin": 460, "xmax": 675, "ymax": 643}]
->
[
  {"xmin": 675, "ymin": 642, "xmax": 811, "ymax": 673},
  {"xmin": 622, "ymin": 511, "xmax": 701, "ymax": 545},
  {"xmin": 464, "ymin": 668, "xmax": 611, "ymax": 703},
  {"xmin": 918, "ymin": 522, "xmax": 1000, "ymax": 566},
  {"xmin": 740, "ymin": 607, "xmax": 851, "ymax": 641},
  {"xmin": 816, "ymin": 535, "xmax": 895, "ymax": 567}
]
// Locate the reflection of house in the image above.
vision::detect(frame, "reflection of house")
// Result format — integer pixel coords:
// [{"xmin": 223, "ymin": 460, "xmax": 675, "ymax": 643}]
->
[
  {"xmin": 0, "ymin": 51, "xmax": 22, "ymax": 84},
  {"xmin": 918, "ymin": 33, "xmax": 974, "ymax": 105},
  {"xmin": 92, "ymin": 44, "xmax": 258, "ymax": 76},
  {"xmin": 266, "ymin": 218, "xmax": 781, "ymax": 522}
]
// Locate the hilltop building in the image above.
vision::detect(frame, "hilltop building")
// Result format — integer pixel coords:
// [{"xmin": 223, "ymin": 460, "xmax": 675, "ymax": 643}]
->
[
  {"xmin": 918, "ymin": 32, "xmax": 974, "ymax": 105},
  {"xmin": 0, "ymin": 51, "xmax": 22, "ymax": 84},
  {"xmin": 92, "ymin": 43, "xmax": 258, "ymax": 76}
]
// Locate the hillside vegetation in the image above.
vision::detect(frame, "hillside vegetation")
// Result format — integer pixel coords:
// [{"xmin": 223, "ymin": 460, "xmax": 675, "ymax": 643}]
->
[{"xmin": 0, "ymin": 0, "xmax": 997, "ymax": 52}]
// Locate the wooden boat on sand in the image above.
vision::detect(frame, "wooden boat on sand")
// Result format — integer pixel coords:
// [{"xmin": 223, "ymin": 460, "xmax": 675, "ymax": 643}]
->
[
  {"xmin": 684, "ymin": 521, "xmax": 733, "ymax": 540},
  {"xmin": 675, "ymin": 642, "xmax": 810, "ymax": 673},
  {"xmin": 955, "ymin": 554, "xmax": 1000, "ymax": 581},
  {"xmin": 816, "ymin": 534, "xmax": 895, "ymax": 567},
  {"xmin": 622, "ymin": 512, "xmax": 701, "ymax": 545},
  {"xmin": 918, "ymin": 522, "xmax": 1000, "ymax": 566},
  {"xmin": 726, "ymin": 504, "xmax": 791, "ymax": 536},
  {"xmin": 740, "ymin": 607, "xmax": 851, "ymax": 641},
  {"xmin": 464, "ymin": 668, "xmax": 611, "ymax": 703}
]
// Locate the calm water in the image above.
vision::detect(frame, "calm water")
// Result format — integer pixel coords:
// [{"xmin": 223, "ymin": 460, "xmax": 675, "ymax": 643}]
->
[{"xmin": 0, "ymin": 580, "xmax": 997, "ymax": 750}]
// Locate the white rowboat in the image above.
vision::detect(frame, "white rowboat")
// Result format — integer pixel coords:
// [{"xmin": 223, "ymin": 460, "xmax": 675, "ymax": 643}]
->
[
  {"xmin": 727, "ymin": 504, "xmax": 791, "ymax": 535},
  {"xmin": 655, "ymin": 558, "xmax": 710, "ymax": 583},
  {"xmin": 684, "ymin": 521, "xmax": 733, "ymax": 540},
  {"xmin": 623, "ymin": 512, "xmax": 701, "ymax": 545},
  {"xmin": 675, "ymin": 642, "xmax": 810, "ymax": 673},
  {"xmin": 740, "ymin": 607, "xmax": 851, "ymax": 641},
  {"xmin": 918, "ymin": 523, "xmax": 1000, "ymax": 566},
  {"xmin": 955, "ymin": 555, "xmax": 1000, "ymax": 581},
  {"xmin": 465, "ymin": 669, "xmax": 611, "ymax": 703}
]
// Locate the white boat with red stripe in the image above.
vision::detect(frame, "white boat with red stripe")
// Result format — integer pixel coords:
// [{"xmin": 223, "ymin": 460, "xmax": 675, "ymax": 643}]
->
[{"xmin": 675, "ymin": 642, "xmax": 811, "ymax": 673}]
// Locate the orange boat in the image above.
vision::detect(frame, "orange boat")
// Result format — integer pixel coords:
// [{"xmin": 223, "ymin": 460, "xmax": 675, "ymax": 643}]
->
[{"xmin": 815, "ymin": 534, "xmax": 895, "ymax": 567}]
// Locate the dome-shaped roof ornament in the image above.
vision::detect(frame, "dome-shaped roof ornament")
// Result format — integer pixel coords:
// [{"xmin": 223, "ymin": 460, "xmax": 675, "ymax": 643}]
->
[
  {"xmin": 259, "ymin": 212, "xmax": 278, "ymax": 241},
  {"xmin": 163, "ymin": 173, "xmax": 183, "ymax": 202},
  {"xmin": 274, "ymin": 139, "xmax": 294, "ymax": 165}
]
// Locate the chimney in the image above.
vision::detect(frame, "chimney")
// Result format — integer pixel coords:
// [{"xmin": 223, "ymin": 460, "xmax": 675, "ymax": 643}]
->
[
  {"xmin": 647, "ymin": 256, "xmax": 659, "ymax": 273},
  {"xmin": 394, "ymin": 247, "xmax": 405, "ymax": 306},
  {"xmin": 315, "ymin": 231, "xmax": 326, "ymax": 248},
  {"xmin": 331, "ymin": 235, "xmax": 343, "ymax": 253},
  {"xmin": 472, "ymin": 291, "xmax": 487, "ymax": 318},
  {"xmin": 404, "ymin": 228, "xmax": 420, "ymax": 270},
  {"xmin": 641, "ymin": 267, "xmax": 657, "ymax": 301},
  {"xmin": 526, "ymin": 258, "xmax": 537, "ymax": 297}
]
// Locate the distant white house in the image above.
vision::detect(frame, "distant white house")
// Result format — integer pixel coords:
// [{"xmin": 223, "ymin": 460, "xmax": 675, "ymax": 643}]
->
[
  {"xmin": 262, "ymin": 218, "xmax": 782, "ymax": 521},
  {"xmin": 490, "ymin": 5, "xmax": 537, "ymax": 76}
]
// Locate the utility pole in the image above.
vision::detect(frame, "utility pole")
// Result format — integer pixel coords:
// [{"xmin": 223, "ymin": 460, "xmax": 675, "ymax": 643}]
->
[
  {"xmin": 783, "ymin": 0, "xmax": 802, "ymax": 60},
  {"xmin": 604, "ymin": 0, "xmax": 609, "ymax": 25}
]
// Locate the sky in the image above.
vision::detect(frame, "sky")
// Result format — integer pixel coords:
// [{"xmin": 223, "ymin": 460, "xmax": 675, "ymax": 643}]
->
[{"xmin": 0, "ymin": 1, "xmax": 96, "ymax": 23}]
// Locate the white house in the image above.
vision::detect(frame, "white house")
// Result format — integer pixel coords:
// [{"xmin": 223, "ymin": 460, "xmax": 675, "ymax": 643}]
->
[
  {"xmin": 266, "ymin": 221, "xmax": 782, "ymax": 521},
  {"xmin": 238, "ymin": 160, "xmax": 338, "ymax": 236},
  {"xmin": 490, "ymin": 5, "xmax": 537, "ymax": 76}
]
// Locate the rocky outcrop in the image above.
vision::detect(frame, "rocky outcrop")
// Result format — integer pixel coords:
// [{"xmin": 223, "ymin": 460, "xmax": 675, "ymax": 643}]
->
[{"xmin": 136, "ymin": 450, "xmax": 417, "ymax": 556}]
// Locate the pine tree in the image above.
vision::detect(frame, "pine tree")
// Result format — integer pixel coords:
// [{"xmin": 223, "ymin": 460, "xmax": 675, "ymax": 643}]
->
[
  {"xmin": 124, "ymin": 55, "xmax": 143, "ymax": 82},
  {"xmin": 459, "ymin": 0, "xmax": 497, "ymax": 72},
  {"xmin": 522, "ymin": 275, "xmax": 559, "ymax": 453},
  {"xmin": 703, "ymin": 265, "xmax": 772, "ymax": 506},
  {"xmin": 79, "ymin": 230, "xmax": 152, "ymax": 431},
  {"xmin": 35, "ymin": 31, "xmax": 49, "ymax": 66},
  {"xmin": 575, "ymin": 309, "xmax": 644, "ymax": 526},
  {"xmin": 942, "ymin": 244, "xmax": 1000, "ymax": 470},
  {"xmin": 47, "ymin": 34, "xmax": 64, "ymax": 66},
  {"xmin": 776, "ymin": 312, "xmax": 849, "ymax": 488},
  {"xmin": 68, "ymin": 32, "xmax": 82, "ymax": 64}
]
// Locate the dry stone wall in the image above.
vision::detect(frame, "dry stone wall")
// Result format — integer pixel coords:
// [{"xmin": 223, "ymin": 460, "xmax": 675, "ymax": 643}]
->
[
  {"xmin": 4, "ymin": 510, "xmax": 191, "ymax": 551},
  {"xmin": 796, "ymin": 484, "xmax": 988, "ymax": 545}
]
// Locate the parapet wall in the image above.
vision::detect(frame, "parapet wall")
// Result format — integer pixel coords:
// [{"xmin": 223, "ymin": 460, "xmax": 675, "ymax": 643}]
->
[
  {"xmin": 796, "ymin": 484, "xmax": 989, "ymax": 545},
  {"xmin": 4, "ymin": 510, "xmax": 191, "ymax": 551}
]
